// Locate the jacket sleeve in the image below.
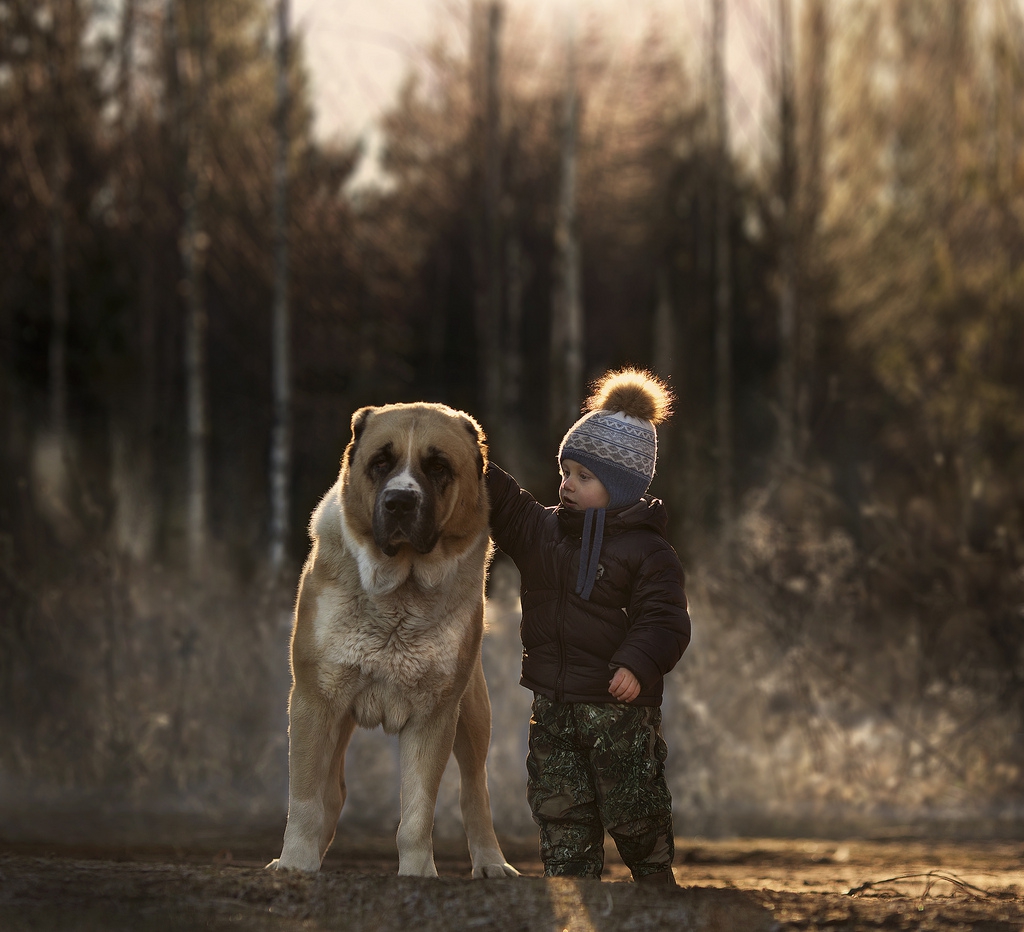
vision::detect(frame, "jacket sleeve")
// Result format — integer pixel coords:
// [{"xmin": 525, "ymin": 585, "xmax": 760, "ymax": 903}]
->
[
  {"xmin": 610, "ymin": 544, "xmax": 691, "ymax": 688},
  {"xmin": 486, "ymin": 462, "xmax": 549, "ymax": 564}
]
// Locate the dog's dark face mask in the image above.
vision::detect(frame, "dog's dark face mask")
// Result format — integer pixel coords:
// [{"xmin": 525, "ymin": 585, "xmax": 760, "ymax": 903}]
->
[
  {"xmin": 362, "ymin": 441, "xmax": 454, "ymax": 557},
  {"xmin": 344, "ymin": 405, "xmax": 484, "ymax": 559}
]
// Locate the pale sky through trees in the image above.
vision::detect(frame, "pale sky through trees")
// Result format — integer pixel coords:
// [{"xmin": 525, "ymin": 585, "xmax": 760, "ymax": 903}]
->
[{"xmin": 293, "ymin": 0, "xmax": 772, "ymax": 156}]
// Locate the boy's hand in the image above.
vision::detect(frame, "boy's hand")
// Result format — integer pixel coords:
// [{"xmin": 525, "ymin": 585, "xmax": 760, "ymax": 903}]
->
[{"xmin": 608, "ymin": 667, "xmax": 640, "ymax": 703}]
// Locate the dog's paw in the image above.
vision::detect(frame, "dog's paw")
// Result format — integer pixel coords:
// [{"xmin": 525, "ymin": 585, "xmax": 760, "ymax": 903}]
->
[
  {"xmin": 397, "ymin": 856, "xmax": 440, "ymax": 878},
  {"xmin": 472, "ymin": 860, "xmax": 520, "ymax": 879},
  {"xmin": 265, "ymin": 855, "xmax": 320, "ymax": 872}
]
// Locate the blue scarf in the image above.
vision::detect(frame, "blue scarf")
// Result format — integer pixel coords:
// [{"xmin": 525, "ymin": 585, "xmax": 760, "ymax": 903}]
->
[{"xmin": 574, "ymin": 507, "xmax": 606, "ymax": 601}]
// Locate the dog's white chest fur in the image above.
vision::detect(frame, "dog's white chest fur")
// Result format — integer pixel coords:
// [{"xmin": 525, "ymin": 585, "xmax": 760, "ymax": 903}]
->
[{"xmin": 314, "ymin": 582, "xmax": 470, "ymax": 733}]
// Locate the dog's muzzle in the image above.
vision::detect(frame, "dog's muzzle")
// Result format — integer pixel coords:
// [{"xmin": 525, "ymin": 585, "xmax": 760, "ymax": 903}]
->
[{"xmin": 373, "ymin": 487, "xmax": 439, "ymax": 556}]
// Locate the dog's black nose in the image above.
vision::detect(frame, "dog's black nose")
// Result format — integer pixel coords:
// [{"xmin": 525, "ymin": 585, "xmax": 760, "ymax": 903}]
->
[{"xmin": 382, "ymin": 488, "xmax": 419, "ymax": 516}]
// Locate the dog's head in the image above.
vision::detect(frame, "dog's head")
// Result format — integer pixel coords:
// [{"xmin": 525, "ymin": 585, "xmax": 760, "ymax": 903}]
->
[{"xmin": 340, "ymin": 402, "xmax": 488, "ymax": 558}]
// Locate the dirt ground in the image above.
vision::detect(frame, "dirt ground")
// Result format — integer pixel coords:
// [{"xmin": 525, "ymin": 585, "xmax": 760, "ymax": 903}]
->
[{"xmin": 1, "ymin": 826, "xmax": 1023, "ymax": 931}]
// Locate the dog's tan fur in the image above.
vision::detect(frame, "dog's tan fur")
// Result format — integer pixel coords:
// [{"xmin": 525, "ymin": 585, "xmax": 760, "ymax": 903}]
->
[{"xmin": 268, "ymin": 403, "xmax": 517, "ymax": 879}]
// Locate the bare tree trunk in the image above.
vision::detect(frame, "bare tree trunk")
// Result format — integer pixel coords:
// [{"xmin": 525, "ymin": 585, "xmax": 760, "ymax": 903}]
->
[
  {"xmin": 475, "ymin": 1, "xmax": 503, "ymax": 431},
  {"xmin": 353, "ymin": 247, "xmax": 377, "ymax": 393},
  {"xmin": 268, "ymin": 0, "xmax": 291, "ymax": 578},
  {"xmin": 183, "ymin": 180, "xmax": 209, "ymax": 576},
  {"xmin": 504, "ymin": 235, "xmax": 524, "ymax": 414},
  {"xmin": 653, "ymin": 265, "xmax": 675, "ymax": 382},
  {"xmin": 994, "ymin": 1, "xmax": 1021, "ymax": 195},
  {"xmin": 31, "ymin": 3, "xmax": 78, "ymax": 541},
  {"xmin": 776, "ymin": 0, "xmax": 797, "ymax": 464},
  {"xmin": 45, "ymin": 5, "xmax": 73, "ymax": 459},
  {"xmin": 796, "ymin": 0, "xmax": 827, "ymax": 458},
  {"xmin": 943, "ymin": 0, "xmax": 977, "ymax": 550},
  {"xmin": 550, "ymin": 24, "xmax": 583, "ymax": 436},
  {"xmin": 110, "ymin": 0, "xmax": 159, "ymax": 561},
  {"xmin": 172, "ymin": 0, "xmax": 210, "ymax": 579},
  {"xmin": 711, "ymin": 0, "xmax": 733, "ymax": 543},
  {"xmin": 501, "ymin": 232, "xmax": 526, "ymax": 473},
  {"xmin": 48, "ymin": 127, "xmax": 69, "ymax": 451},
  {"xmin": 427, "ymin": 246, "xmax": 450, "ymax": 393},
  {"xmin": 115, "ymin": 0, "xmax": 136, "ymax": 133},
  {"xmin": 653, "ymin": 264, "xmax": 681, "ymax": 533},
  {"xmin": 104, "ymin": 0, "xmax": 144, "ymax": 778}
]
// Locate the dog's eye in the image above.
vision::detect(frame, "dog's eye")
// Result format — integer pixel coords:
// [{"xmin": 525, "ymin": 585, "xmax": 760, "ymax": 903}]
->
[
  {"xmin": 368, "ymin": 452, "xmax": 394, "ymax": 478},
  {"xmin": 422, "ymin": 455, "xmax": 451, "ymax": 478}
]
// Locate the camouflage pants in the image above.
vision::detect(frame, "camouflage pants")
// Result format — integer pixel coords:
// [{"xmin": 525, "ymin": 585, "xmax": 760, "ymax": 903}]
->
[{"xmin": 526, "ymin": 694, "xmax": 674, "ymax": 881}]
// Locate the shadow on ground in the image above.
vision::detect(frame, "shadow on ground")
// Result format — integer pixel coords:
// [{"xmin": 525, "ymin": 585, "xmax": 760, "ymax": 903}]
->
[
  {"xmin": 1, "ymin": 815, "xmax": 1023, "ymax": 931},
  {"xmin": 0, "ymin": 853, "xmax": 772, "ymax": 932}
]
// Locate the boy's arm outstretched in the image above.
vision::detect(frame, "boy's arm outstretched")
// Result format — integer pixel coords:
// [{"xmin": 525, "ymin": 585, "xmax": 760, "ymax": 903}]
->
[{"xmin": 485, "ymin": 462, "xmax": 548, "ymax": 563}]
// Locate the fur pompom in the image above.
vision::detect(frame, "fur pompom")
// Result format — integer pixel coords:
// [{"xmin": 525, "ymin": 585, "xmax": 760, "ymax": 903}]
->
[{"xmin": 582, "ymin": 368, "xmax": 673, "ymax": 425}]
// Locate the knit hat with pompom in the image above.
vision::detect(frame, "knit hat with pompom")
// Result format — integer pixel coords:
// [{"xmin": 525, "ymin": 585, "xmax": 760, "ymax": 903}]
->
[{"xmin": 558, "ymin": 368, "xmax": 673, "ymax": 509}]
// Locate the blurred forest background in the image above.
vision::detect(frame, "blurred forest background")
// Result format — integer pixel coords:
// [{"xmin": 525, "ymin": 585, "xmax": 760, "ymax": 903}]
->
[{"xmin": 1, "ymin": 0, "xmax": 1023, "ymax": 843}]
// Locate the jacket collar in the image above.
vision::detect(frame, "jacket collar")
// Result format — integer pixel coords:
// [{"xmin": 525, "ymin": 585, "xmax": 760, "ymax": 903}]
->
[{"xmin": 556, "ymin": 495, "xmax": 666, "ymax": 535}]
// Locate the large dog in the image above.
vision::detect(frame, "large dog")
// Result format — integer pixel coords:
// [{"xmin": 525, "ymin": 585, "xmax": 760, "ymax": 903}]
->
[{"xmin": 268, "ymin": 402, "xmax": 517, "ymax": 879}]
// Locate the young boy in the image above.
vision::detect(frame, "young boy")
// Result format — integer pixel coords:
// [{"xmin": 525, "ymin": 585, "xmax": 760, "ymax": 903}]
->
[{"xmin": 487, "ymin": 368, "xmax": 691, "ymax": 885}]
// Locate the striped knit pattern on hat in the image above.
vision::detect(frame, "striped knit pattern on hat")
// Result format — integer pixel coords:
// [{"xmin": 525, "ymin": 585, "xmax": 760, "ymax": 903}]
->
[{"xmin": 558, "ymin": 369, "xmax": 673, "ymax": 510}]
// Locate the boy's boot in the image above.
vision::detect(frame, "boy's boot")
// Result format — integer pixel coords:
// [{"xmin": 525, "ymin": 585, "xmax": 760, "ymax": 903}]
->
[{"xmin": 634, "ymin": 868, "xmax": 676, "ymax": 886}]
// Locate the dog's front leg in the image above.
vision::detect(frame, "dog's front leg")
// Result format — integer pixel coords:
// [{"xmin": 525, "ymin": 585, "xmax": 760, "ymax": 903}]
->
[
  {"xmin": 454, "ymin": 659, "xmax": 519, "ymax": 878},
  {"xmin": 269, "ymin": 686, "xmax": 352, "ymax": 872},
  {"xmin": 395, "ymin": 711, "xmax": 458, "ymax": 877}
]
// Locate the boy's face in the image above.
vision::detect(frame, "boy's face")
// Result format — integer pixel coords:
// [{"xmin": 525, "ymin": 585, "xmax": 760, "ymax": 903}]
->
[{"xmin": 559, "ymin": 459, "xmax": 610, "ymax": 511}]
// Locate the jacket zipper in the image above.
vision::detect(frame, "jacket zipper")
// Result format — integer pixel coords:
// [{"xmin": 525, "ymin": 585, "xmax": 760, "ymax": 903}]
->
[{"xmin": 553, "ymin": 546, "xmax": 575, "ymax": 702}]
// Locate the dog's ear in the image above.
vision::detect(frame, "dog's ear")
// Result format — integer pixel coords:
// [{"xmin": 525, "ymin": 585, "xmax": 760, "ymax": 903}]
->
[
  {"xmin": 461, "ymin": 415, "xmax": 487, "ymax": 478},
  {"xmin": 351, "ymin": 406, "xmax": 374, "ymax": 441},
  {"xmin": 345, "ymin": 407, "xmax": 375, "ymax": 467}
]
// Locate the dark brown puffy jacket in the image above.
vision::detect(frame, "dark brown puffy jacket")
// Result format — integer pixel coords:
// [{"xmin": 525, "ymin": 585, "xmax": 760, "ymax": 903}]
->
[{"xmin": 487, "ymin": 463, "xmax": 691, "ymax": 706}]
